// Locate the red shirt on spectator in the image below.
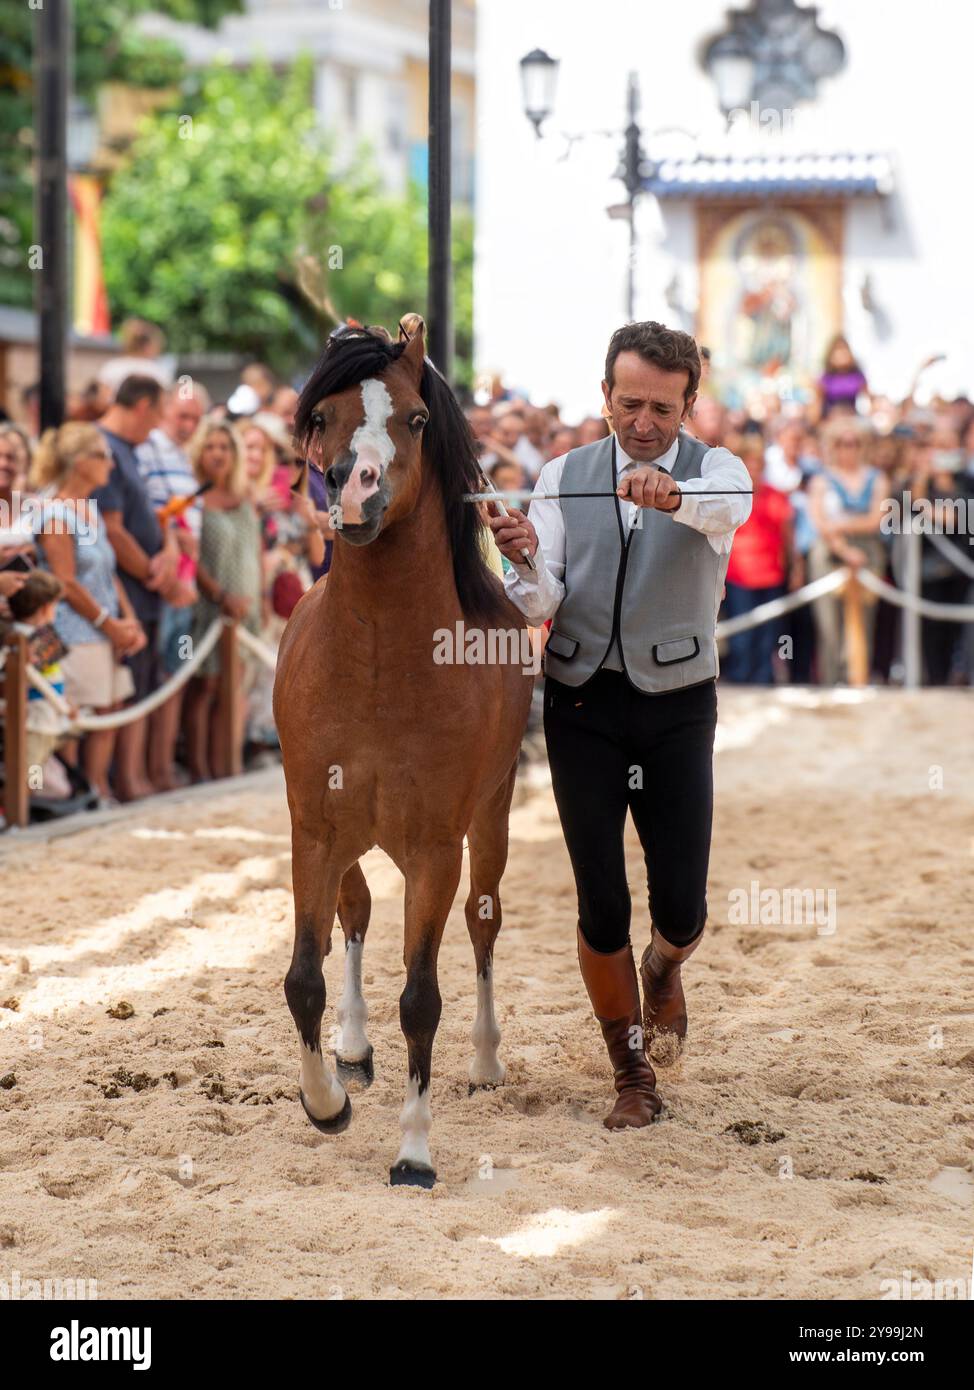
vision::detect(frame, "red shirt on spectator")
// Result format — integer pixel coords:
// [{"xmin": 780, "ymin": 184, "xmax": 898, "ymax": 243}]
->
[{"xmin": 726, "ymin": 483, "xmax": 792, "ymax": 589}]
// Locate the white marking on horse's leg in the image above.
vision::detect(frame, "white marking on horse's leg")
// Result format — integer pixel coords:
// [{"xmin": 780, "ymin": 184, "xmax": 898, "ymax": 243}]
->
[
  {"xmin": 337, "ymin": 936, "xmax": 371, "ymax": 1063},
  {"xmin": 393, "ymin": 1075, "xmax": 433, "ymax": 1171},
  {"xmin": 468, "ymin": 963, "xmax": 505, "ymax": 1086},
  {"xmin": 298, "ymin": 1039, "xmax": 347, "ymax": 1121}
]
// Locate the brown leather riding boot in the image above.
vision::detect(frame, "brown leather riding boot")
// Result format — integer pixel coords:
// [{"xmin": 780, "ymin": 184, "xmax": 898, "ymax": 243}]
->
[
  {"xmin": 577, "ymin": 928, "xmax": 662, "ymax": 1130},
  {"xmin": 639, "ymin": 926, "xmax": 704, "ymax": 1046}
]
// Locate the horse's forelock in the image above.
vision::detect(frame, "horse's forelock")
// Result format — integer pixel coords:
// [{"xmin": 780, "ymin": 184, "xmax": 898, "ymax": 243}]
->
[{"xmin": 294, "ymin": 333, "xmax": 407, "ymax": 453}]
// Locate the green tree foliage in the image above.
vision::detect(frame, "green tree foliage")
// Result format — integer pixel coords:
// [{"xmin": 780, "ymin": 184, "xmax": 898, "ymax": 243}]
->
[
  {"xmin": 0, "ymin": 0, "xmax": 242, "ymax": 307},
  {"xmin": 101, "ymin": 57, "xmax": 474, "ymax": 380}
]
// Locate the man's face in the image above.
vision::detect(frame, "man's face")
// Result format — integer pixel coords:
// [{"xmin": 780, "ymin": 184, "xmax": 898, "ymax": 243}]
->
[
  {"xmin": 468, "ymin": 407, "xmax": 492, "ymax": 441},
  {"xmin": 690, "ymin": 395, "xmax": 726, "ymax": 449},
  {"xmin": 525, "ymin": 409, "xmax": 548, "ymax": 446},
  {"xmin": 165, "ymin": 397, "xmax": 204, "ymax": 446},
  {"xmin": 273, "ymin": 387, "xmax": 299, "ymax": 428},
  {"xmin": 129, "ymin": 396, "xmax": 163, "ymax": 444},
  {"xmin": 602, "ymin": 351, "xmax": 694, "ymax": 463},
  {"xmin": 779, "ymin": 422, "xmax": 805, "ymax": 461},
  {"xmin": 495, "ymin": 414, "xmax": 523, "ymax": 450}
]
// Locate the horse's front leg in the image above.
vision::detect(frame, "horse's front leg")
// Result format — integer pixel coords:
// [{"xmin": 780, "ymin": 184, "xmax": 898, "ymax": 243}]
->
[
  {"xmin": 390, "ymin": 842, "xmax": 463, "ymax": 1189},
  {"xmin": 284, "ymin": 828, "xmax": 351, "ymax": 1132}
]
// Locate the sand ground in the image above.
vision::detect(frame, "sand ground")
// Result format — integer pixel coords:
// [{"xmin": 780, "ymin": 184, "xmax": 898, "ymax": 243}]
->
[{"xmin": 1, "ymin": 686, "xmax": 972, "ymax": 1300}]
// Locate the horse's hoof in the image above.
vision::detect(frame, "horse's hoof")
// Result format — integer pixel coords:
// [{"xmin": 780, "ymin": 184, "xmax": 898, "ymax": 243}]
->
[
  {"xmin": 389, "ymin": 1160, "xmax": 436, "ymax": 1189},
  {"xmin": 299, "ymin": 1088, "xmax": 352, "ymax": 1134},
  {"xmin": 336, "ymin": 1045, "xmax": 374, "ymax": 1089},
  {"xmin": 467, "ymin": 1080, "xmax": 502, "ymax": 1095}
]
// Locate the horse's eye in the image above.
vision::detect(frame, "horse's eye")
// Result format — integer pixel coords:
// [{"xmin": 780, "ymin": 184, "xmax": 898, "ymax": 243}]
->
[
  {"xmin": 409, "ymin": 413, "xmax": 428, "ymax": 435},
  {"xmin": 310, "ymin": 411, "xmax": 326, "ymax": 432}
]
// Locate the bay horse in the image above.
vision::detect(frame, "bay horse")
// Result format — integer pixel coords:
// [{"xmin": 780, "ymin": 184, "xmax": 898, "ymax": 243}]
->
[{"xmin": 273, "ymin": 321, "xmax": 533, "ymax": 1187}]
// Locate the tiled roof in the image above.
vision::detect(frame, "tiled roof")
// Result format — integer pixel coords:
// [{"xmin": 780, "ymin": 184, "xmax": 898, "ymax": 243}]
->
[{"xmin": 645, "ymin": 152, "xmax": 894, "ymax": 198}]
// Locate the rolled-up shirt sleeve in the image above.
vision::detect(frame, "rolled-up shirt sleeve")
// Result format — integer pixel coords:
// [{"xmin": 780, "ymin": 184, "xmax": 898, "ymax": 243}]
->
[
  {"xmin": 671, "ymin": 445, "xmax": 752, "ymax": 553},
  {"xmin": 502, "ymin": 456, "xmax": 566, "ymax": 624}
]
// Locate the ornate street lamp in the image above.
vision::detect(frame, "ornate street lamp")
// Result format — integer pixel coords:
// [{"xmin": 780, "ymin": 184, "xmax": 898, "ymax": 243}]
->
[
  {"xmin": 705, "ymin": 35, "xmax": 756, "ymax": 115},
  {"xmin": 519, "ymin": 48, "xmax": 560, "ymax": 137},
  {"xmin": 519, "ymin": 51, "xmax": 652, "ymax": 319}
]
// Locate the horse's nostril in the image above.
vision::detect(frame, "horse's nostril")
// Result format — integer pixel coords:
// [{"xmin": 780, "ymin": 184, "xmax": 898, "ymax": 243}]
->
[{"xmin": 324, "ymin": 466, "xmax": 339, "ymax": 491}]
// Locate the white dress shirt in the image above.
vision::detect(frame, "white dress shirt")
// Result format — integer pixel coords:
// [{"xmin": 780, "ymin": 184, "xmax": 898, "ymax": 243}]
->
[{"xmin": 503, "ymin": 432, "xmax": 752, "ymax": 628}]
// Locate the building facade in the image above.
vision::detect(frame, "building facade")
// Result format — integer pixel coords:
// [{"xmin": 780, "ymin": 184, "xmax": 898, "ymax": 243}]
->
[
  {"xmin": 142, "ymin": 0, "xmax": 477, "ymax": 202},
  {"xmin": 475, "ymin": 0, "xmax": 973, "ymax": 420}
]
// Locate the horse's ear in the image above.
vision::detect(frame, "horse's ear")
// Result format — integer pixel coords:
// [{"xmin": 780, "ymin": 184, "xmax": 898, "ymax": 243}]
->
[{"xmin": 398, "ymin": 314, "xmax": 426, "ymax": 385}]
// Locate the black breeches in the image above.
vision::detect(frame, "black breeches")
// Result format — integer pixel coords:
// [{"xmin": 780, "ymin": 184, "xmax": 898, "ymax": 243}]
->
[{"xmin": 543, "ymin": 669, "xmax": 717, "ymax": 953}]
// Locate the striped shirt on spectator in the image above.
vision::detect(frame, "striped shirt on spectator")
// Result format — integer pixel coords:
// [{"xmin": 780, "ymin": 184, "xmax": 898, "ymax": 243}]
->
[{"xmin": 136, "ymin": 427, "xmax": 202, "ymax": 540}]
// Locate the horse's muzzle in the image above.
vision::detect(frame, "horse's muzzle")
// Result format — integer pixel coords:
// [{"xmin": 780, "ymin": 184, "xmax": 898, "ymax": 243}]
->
[{"xmin": 325, "ymin": 448, "xmax": 389, "ymax": 544}]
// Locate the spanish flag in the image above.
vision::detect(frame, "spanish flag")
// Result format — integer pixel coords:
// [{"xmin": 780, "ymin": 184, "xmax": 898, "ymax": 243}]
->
[{"xmin": 70, "ymin": 174, "xmax": 111, "ymax": 337}]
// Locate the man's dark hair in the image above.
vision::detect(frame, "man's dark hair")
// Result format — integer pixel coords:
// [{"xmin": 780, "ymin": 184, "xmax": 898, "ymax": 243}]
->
[
  {"xmin": 8, "ymin": 568, "xmax": 62, "ymax": 622},
  {"xmin": 604, "ymin": 321, "xmax": 701, "ymax": 405},
  {"xmin": 115, "ymin": 375, "xmax": 163, "ymax": 409}
]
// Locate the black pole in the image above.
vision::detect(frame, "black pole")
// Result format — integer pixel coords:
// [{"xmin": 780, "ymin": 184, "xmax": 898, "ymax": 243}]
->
[
  {"xmin": 427, "ymin": 0, "xmax": 452, "ymax": 381},
  {"xmin": 35, "ymin": 0, "xmax": 70, "ymax": 432}
]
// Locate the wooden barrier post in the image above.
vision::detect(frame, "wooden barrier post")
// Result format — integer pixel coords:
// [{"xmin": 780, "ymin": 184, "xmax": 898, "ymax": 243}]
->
[
  {"xmin": 217, "ymin": 619, "xmax": 242, "ymax": 779},
  {"xmin": 3, "ymin": 627, "xmax": 29, "ymax": 829},
  {"xmin": 902, "ymin": 512, "xmax": 922, "ymax": 689},
  {"xmin": 843, "ymin": 572, "xmax": 869, "ymax": 687}
]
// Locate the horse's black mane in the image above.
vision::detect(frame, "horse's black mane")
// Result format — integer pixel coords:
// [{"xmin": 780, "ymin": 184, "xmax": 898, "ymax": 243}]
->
[{"xmin": 295, "ymin": 327, "xmax": 508, "ymax": 624}]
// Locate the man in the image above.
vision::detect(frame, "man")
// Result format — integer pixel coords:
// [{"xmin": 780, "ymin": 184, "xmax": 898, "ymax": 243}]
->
[
  {"xmin": 136, "ymin": 383, "xmax": 209, "ymax": 790},
  {"xmin": 474, "ymin": 408, "xmax": 524, "ymax": 475},
  {"xmin": 270, "ymin": 385, "xmax": 299, "ymax": 432},
  {"xmin": 95, "ymin": 374, "xmax": 177, "ymax": 800},
  {"xmin": 688, "ymin": 393, "xmax": 727, "ymax": 448},
  {"xmin": 764, "ymin": 416, "xmax": 813, "ymax": 494},
  {"xmin": 466, "ymin": 404, "xmax": 494, "ymax": 448},
  {"xmin": 489, "ymin": 321, "xmax": 751, "ymax": 1130},
  {"xmin": 514, "ymin": 407, "xmax": 549, "ymax": 482},
  {"xmin": 97, "ymin": 318, "xmax": 174, "ymax": 398},
  {"xmin": 576, "ymin": 415, "xmax": 610, "ymax": 445}
]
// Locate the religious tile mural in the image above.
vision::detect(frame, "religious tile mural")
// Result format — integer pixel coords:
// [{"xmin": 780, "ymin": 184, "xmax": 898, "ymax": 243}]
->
[{"xmin": 696, "ymin": 203, "xmax": 843, "ymax": 405}]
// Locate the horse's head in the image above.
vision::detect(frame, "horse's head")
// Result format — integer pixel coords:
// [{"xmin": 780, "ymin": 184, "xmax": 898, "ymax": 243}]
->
[
  {"xmin": 297, "ymin": 322, "xmax": 429, "ymax": 546},
  {"xmin": 295, "ymin": 315, "xmax": 508, "ymax": 623}
]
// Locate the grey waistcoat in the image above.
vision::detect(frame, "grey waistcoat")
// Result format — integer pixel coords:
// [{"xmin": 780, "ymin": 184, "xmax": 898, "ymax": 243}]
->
[{"xmin": 543, "ymin": 430, "xmax": 728, "ymax": 694}]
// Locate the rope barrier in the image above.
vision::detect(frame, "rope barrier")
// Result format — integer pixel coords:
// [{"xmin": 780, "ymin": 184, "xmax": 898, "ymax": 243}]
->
[
  {"xmin": 715, "ymin": 568, "xmax": 849, "ymax": 639},
  {"xmin": 714, "ymin": 563, "xmax": 974, "ymax": 639},
  {"xmin": 236, "ymin": 623, "xmax": 280, "ymax": 671},
  {"xmin": 855, "ymin": 566, "xmax": 974, "ymax": 621},
  {"xmin": 24, "ymin": 617, "xmax": 225, "ymax": 733}
]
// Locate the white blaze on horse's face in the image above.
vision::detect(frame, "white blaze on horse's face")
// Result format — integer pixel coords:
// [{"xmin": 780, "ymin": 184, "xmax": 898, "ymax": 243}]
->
[{"xmin": 339, "ymin": 378, "xmax": 396, "ymax": 526}]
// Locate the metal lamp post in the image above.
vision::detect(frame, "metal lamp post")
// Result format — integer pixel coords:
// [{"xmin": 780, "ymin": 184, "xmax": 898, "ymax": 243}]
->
[
  {"xmin": 519, "ymin": 50, "xmax": 652, "ymax": 322},
  {"xmin": 618, "ymin": 72, "xmax": 649, "ymax": 322}
]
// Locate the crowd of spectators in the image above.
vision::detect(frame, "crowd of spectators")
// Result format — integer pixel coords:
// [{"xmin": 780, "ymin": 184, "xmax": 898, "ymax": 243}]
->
[
  {"xmin": 0, "ymin": 320, "xmax": 327, "ymax": 816},
  {"xmin": 1, "ymin": 320, "xmax": 972, "ymax": 822}
]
